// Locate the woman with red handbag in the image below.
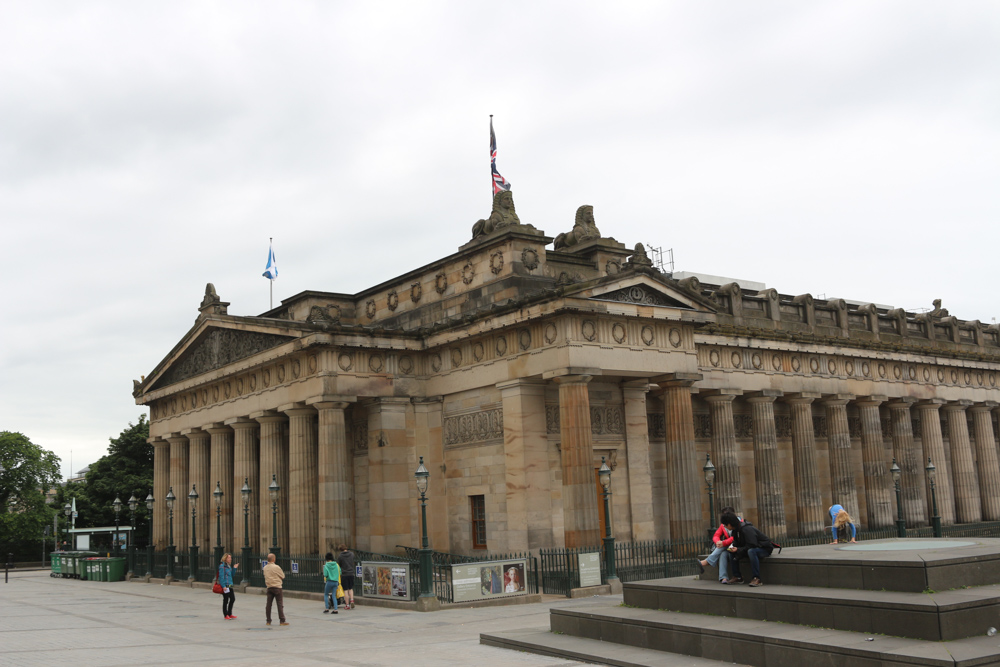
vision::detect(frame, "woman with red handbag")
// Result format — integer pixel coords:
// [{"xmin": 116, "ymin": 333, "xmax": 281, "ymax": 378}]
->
[{"xmin": 218, "ymin": 553, "xmax": 239, "ymax": 620}]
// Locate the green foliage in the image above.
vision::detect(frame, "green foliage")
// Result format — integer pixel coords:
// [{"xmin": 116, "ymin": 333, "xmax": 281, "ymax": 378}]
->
[
  {"xmin": 0, "ymin": 431, "xmax": 62, "ymax": 560},
  {"xmin": 80, "ymin": 415, "xmax": 153, "ymax": 528}
]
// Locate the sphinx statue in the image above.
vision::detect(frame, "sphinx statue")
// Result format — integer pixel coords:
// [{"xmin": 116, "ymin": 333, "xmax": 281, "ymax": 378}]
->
[
  {"xmin": 553, "ymin": 205, "xmax": 601, "ymax": 250},
  {"xmin": 471, "ymin": 190, "xmax": 521, "ymax": 239}
]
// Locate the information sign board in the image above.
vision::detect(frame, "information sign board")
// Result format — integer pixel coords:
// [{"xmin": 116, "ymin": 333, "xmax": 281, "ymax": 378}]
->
[
  {"xmin": 578, "ymin": 552, "xmax": 602, "ymax": 588},
  {"xmin": 452, "ymin": 559, "xmax": 528, "ymax": 603},
  {"xmin": 360, "ymin": 562, "xmax": 411, "ymax": 600},
  {"xmin": 291, "ymin": 561, "xmax": 299, "ymax": 574}
]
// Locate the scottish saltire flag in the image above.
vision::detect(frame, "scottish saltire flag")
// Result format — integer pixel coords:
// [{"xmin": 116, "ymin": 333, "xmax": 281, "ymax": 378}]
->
[
  {"xmin": 490, "ymin": 116, "xmax": 511, "ymax": 194},
  {"xmin": 262, "ymin": 242, "xmax": 278, "ymax": 280}
]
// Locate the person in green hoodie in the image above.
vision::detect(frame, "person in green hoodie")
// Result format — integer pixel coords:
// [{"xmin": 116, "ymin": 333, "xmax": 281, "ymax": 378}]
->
[{"xmin": 322, "ymin": 552, "xmax": 341, "ymax": 614}]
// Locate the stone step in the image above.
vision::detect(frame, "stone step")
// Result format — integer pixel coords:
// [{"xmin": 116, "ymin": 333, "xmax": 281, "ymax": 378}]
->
[
  {"xmin": 489, "ymin": 602, "xmax": 1000, "ymax": 667},
  {"xmin": 481, "ymin": 628, "xmax": 752, "ymax": 667},
  {"xmin": 624, "ymin": 577, "xmax": 1000, "ymax": 641},
  {"xmin": 697, "ymin": 538, "xmax": 1000, "ymax": 592}
]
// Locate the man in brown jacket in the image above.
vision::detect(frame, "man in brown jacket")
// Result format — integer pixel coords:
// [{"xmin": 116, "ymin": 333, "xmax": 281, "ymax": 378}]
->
[{"xmin": 263, "ymin": 553, "xmax": 288, "ymax": 626}]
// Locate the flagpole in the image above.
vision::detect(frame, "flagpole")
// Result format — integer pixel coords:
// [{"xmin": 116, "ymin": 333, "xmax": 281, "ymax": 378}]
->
[
  {"xmin": 269, "ymin": 237, "xmax": 273, "ymax": 310},
  {"xmin": 489, "ymin": 115, "xmax": 493, "ymax": 199}
]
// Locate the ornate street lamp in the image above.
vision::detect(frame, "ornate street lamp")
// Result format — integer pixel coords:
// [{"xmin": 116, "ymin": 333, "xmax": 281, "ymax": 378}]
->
[
  {"xmin": 240, "ymin": 478, "xmax": 252, "ymax": 586},
  {"xmin": 598, "ymin": 457, "xmax": 617, "ymax": 585},
  {"xmin": 268, "ymin": 474, "xmax": 281, "ymax": 556},
  {"xmin": 165, "ymin": 487, "xmax": 176, "ymax": 579},
  {"xmin": 703, "ymin": 454, "xmax": 717, "ymax": 532},
  {"xmin": 188, "ymin": 485, "xmax": 199, "ymax": 581},
  {"xmin": 890, "ymin": 459, "xmax": 906, "ymax": 538},
  {"xmin": 63, "ymin": 503, "xmax": 71, "ymax": 555},
  {"xmin": 415, "ymin": 457, "xmax": 433, "ymax": 599},
  {"xmin": 145, "ymin": 492, "xmax": 154, "ymax": 578},
  {"xmin": 926, "ymin": 458, "xmax": 942, "ymax": 538},
  {"xmin": 112, "ymin": 496, "xmax": 123, "ymax": 556},
  {"xmin": 213, "ymin": 481, "xmax": 225, "ymax": 565},
  {"xmin": 127, "ymin": 494, "xmax": 138, "ymax": 577}
]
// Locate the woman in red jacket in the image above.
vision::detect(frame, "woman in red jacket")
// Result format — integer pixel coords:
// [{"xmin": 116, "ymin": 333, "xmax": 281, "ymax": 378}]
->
[{"xmin": 699, "ymin": 506, "xmax": 738, "ymax": 583}]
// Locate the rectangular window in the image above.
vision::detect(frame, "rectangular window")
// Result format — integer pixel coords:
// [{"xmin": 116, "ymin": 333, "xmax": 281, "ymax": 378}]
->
[{"xmin": 471, "ymin": 495, "xmax": 487, "ymax": 549}]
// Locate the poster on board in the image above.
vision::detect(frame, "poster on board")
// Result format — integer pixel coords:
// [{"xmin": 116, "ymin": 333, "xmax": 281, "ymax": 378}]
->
[
  {"xmin": 452, "ymin": 559, "xmax": 528, "ymax": 603},
  {"xmin": 360, "ymin": 562, "xmax": 411, "ymax": 600},
  {"xmin": 578, "ymin": 552, "xmax": 602, "ymax": 588}
]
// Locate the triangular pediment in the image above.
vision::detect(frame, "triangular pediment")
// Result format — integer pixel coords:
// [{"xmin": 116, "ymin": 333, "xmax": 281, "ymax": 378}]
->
[
  {"xmin": 149, "ymin": 327, "xmax": 296, "ymax": 391},
  {"xmin": 591, "ymin": 284, "xmax": 692, "ymax": 309},
  {"xmin": 570, "ymin": 275, "xmax": 716, "ymax": 312}
]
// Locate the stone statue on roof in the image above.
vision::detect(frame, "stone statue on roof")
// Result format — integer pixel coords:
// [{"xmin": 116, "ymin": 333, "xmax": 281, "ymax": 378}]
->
[
  {"xmin": 553, "ymin": 205, "xmax": 601, "ymax": 250},
  {"xmin": 471, "ymin": 190, "xmax": 521, "ymax": 239}
]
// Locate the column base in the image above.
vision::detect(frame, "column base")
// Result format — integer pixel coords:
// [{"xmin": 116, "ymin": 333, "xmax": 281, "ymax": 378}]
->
[
  {"xmin": 414, "ymin": 595, "xmax": 442, "ymax": 612},
  {"xmin": 606, "ymin": 576, "xmax": 623, "ymax": 595}
]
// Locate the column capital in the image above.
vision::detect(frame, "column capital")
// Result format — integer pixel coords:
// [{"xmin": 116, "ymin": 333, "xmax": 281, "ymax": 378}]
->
[
  {"xmin": 820, "ymin": 393, "xmax": 855, "ymax": 406},
  {"xmin": 943, "ymin": 399, "xmax": 974, "ymax": 412},
  {"xmin": 970, "ymin": 401, "xmax": 999, "ymax": 413},
  {"xmin": 180, "ymin": 427, "xmax": 207, "ymax": 437},
  {"xmin": 166, "ymin": 433, "xmax": 188, "ymax": 445},
  {"xmin": 916, "ymin": 398, "xmax": 947, "ymax": 409},
  {"xmin": 855, "ymin": 395, "xmax": 887, "ymax": 406},
  {"xmin": 311, "ymin": 401, "xmax": 352, "ymax": 411},
  {"xmin": 621, "ymin": 380, "xmax": 653, "ymax": 395},
  {"xmin": 651, "ymin": 372, "xmax": 703, "ymax": 387},
  {"xmin": 543, "ymin": 367, "xmax": 601, "ymax": 380},
  {"xmin": 783, "ymin": 391, "xmax": 821, "ymax": 404},
  {"xmin": 203, "ymin": 422, "xmax": 232, "ymax": 435},
  {"xmin": 745, "ymin": 389, "xmax": 782, "ymax": 403},
  {"xmin": 887, "ymin": 396, "xmax": 917, "ymax": 408},
  {"xmin": 549, "ymin": 374, "xmax": 593, "ymax": 385},
  {"xmin": 149, "ymin": 437, "xmax": 170, "ymax": 447},
  {"xmin": 703, "ymin": 393, "xmax": 737, "ymax": 405},
  {"xmin": 699, "ymin": 388, "xmax": 743, "ymax": 398},
  {"xmin": 251, "ymin": 410, "xmax": 287, "ymax": 423},
  {"xmin": 224, "ymin": 417, "xmax": 258, "ymax": 430},
  {"xmin": 305, "ymin": 395, "xmax": 357, "ymax": 406},
  {"xmin": 496, "ymin": 378, "xmax": 548, "ymax": 395}
]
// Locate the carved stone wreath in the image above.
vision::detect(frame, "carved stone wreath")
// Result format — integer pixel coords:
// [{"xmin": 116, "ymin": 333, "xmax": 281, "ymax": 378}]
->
[
  {"xmin": 473, "ymin": 342, "xmax": 484, "ymax": 362},
  {"xmin": 709, "ymin": 350, "xmax": 720, "ymax": 367},
  {"xmin": 462, "ymin": 263, "xmax": 475, "ymax": 285},
  {"xmin": 612, "ymin": 323, "xmax": 626, "ymax": 344},
  {"xmin": 308, "ymin": 355, "xmax": 317, "ymax": 374},
  {"xmin": 262, "ymin": 368, "xmax": 271, "ymax": 387},
  {"xmin": 879, "ymin": 363, "xmax": 887, "ymax": 379},
  {"xmin": 292, "ymin": 359, "xmax": 301, "ymax": 379},
  {"xmin": 365, "ymin": 300, "xmax": 376, "ymax": 319},
  {"xmin": 772, "ymin": 354, "xmax": 782, "ymax": 371},
  {"xmin": 236, "ymin": 378, "xmax": 244, "ymax": 395},
  {"xmin": 641, "ymin": 326, "xmax": 654, "ymax": 346},
  {"xmin": 369, "ymin": 354, "xmax": 384, "ymax": 373},
  {"xmin": 893, "ymin": 365, "xmax": 902, "ymax": 379},
  {"xmin": 602, "ymin": 285, "xmax": 670, "ymax": 306},
  {"xmin": 809, "ymin": 358, "xmax": 820, "ymax": 373},
  {"xmin": 521, "ymin": 247, "xmax": 539, "ymax": 271},
  {"xmin": 938, "ymin": 368, "xmax": 946, "ymax": 382},
  {"xmin": 544, "ymin": 324, "xmax": 557, "ymax": 345},
  {"xmin": 908, "ymin": 366, "xmax": 916, "ymax": 381},
  {"xmin": 792, "ymin": 357, "xmax": 802, "ymax": 373},
  {"xmin": 606, "ymin": 260, "xmax": 620, "ymax": 275},
  {"xmin": 490, "ymin": 251, "xmax": 504, "ymax": 275},
  {"xmin": 276, "ymin": 365, "xmax": 285, "ymax": 382},
  {"xmin": 410, "ymin": 282, "xmax": 422, "ymax": 304},
  {"xmin": 827, "ymin": 360, "xmax": 836, "ymax": 374},
  {"xmin": 846, "ymin": 361, "xmax": 855, "ymax": 376},
  {"xmin": 668, "ymin": 329, "xmax": 682, "ymax": 348},
  {"xmin": 731, "ymin": 352, "xmax": 742, "ymax": 368},
  {"xmin": 435, "ymin": 272, "xmax": 448, "ymax": 294},
  {"xmin": 752, "ymin": 353, "xmax": 762, "ymax": 369},
  {"xmin": 338, "ymin": 354, "xmax": 352, "ymax": 372},
  {"xmin": 451, "ymin": 348, "xmax": 462, "ymax": 367},
  {"xmin": 951, "ymin": 369, "xmax": 959, "ymax": 383},
  {"xmin": 582, "ymin": 320, "xmax": 596, "ymax": 342},
  {"xmin": 212, "ymin": 386, "xmax": 219, "ymax": 402},
  {"xmin": 431, "ymin": 354, "xmax": 442, "ymax": 373},
  {"xmin": 991, "ymin": 373, "xmax": 996, "ymax": 387},
  {"xmin": 387, "ymin": 290, "xmax": 399, "ymax": 311},
  {"xmin": 248, "ymin": 374, "xmax": 256, "ymax": 392},
  {"xmin": 977, "ymin": 372, "xmax": 984, "ymax": 386},
  {"xmin": 861, "ymin": 362, "xmax": 870, "ymax": 377},
  {"xmin": 399, "ymin": 355, "xmax": 414, "ymax": 374},
  {"xmin": 965, "ymin": 371, "xmax": 972, "ymax": 385},
  {"xmin": 518, "ymin": 329, "xmax": 531, "ymax": 351},
  {"xmin": 495, "ymin": 337, "xmax": 507, "ymax": 356}
]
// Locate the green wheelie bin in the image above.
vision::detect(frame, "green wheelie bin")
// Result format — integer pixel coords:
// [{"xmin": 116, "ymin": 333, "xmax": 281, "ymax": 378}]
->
[
  {"xmin": 82, "ymin": 557, "xmax": 102, "ymax": 581},
  {"xmin": 105, "ymin": 557, "xmax": 127, "ymax": 582},
  {"xmin": 63, "ymin": 553, "xmax": 77, "ymax": 578},
  {"xmin": 50, "ymin": 552, "xmax": 63, "ymax": 578}
]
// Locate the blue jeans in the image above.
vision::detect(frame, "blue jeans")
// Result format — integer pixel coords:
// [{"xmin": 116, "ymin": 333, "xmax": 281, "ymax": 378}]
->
[
  {"xmin": 324, "ymin": 581, "xmax": 339, "ymax": 610},
  {"xmin": 731, "ymin": 547, "xmax": 772, "ymax": 580},
  {"xmin": 705, "ymin": 546, "xmax": 730, "ymax": 581}
]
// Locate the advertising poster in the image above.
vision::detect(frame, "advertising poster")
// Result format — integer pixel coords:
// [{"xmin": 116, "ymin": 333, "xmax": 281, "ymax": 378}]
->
[
  {"xmin": 452, "ymin": 559, "xmax": 528, "ymax": 603},
  {"xmin": 578, "ymin": 552, "xmax": 602, "ymax": 588},
  {"xmin": 360, "ymin": 562, "xmax": 411, "ymax": 600}
]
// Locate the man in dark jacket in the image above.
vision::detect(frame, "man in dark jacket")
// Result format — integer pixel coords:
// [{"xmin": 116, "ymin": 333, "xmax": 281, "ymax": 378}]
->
[{"xmin": 720, "ymin": 511, "xmax": 773, "ymax": 587}]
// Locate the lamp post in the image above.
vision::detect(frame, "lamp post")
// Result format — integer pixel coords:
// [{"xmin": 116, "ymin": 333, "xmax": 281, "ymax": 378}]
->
[
  {"xmin": 127, "ymin": 494, "xmax": 138, "ymax": 577},
  {"xmin": 890, "ymin": 459, "xmax": 906, "ymax": 538},
  {"xmin": 268, "ymin": 474, "xmax": 280, "ymax": 556},
  {"xmin": 703, "ymin": 454, "xmax": 717, "ymax": 532},
  {"xmin": 165, "ymin": 487, "xmax": 176, "ymax": 580},
  {"xmin": 415, "ymin": 457, "xmax": 433, "ymax": 599},
  {"xmin": 188, "ymin": 485, "xmax": 199, "ymax": 581},
  {"xmin": 63, "ymin": 503, "xmax": 71, "ymax": 554},
  {"xmin": 598, "ymin": 457, "xmax": 617, "ymax": 585},
  {"xmin": 145, "ymin": 492, "xmax": 154, "ymax": 578},
  {"xmin": 213, "ymin": 481, "xmax": 224, "ymax": 566},
  {"xmin": 112, "ymin": 496, "xmax": 122, "ymax": 556},
  {"xmin": 240, "ymin": 478, "xmax": 251, "ymax": 586},
  {"xmin": 927, "ymin": 458, "xmax": 942, "ymax": 538}
]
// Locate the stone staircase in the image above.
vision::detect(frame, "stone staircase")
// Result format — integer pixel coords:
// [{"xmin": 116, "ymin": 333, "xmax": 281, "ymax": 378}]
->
[{"xmin": 481, "ymin": 539, "xmax": 1000, "ymax": 666}]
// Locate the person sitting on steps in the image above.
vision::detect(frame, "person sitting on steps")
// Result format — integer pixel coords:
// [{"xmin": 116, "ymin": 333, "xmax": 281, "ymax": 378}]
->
[
  {"xmin": 698, "ymin": 506, "xmax": 740, "ymax": 584},
  {"xmin": 721, "ymin": 511, "xmax": 774, "ymax": 588}
]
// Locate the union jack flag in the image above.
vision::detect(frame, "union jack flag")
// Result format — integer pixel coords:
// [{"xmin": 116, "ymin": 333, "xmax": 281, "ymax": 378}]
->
[{"xmin": 490, "ymin": 116, "xmax": 511, "ymax": 194}]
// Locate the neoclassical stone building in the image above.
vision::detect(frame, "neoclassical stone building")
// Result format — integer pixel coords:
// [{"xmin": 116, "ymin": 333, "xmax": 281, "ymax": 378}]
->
[{"xmin": 134, "ymin": 195, "xmax": 1000, "ymax": 556}]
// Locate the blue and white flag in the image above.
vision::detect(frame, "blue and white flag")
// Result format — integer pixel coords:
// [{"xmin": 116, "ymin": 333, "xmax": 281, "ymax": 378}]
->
[{"xmin": 262, "ymin": 242, "xmax": 278, "ymax": 281}]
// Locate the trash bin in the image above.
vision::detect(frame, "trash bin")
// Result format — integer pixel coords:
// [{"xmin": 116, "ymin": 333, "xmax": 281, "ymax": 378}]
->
[
  {"xmin": 81, "ymin": 557, "xmax": 100, "ymax": 581},
  {"xmin": 50, "ymin": 553, "xmax": 63, "ymax": 578},
  {"xmin": 106, "ymin": 557, "xmax": 127, "ymax": 582},
  {"xmin": 63, "ymin": 553, "xmax": 77, "ymax": 578}
]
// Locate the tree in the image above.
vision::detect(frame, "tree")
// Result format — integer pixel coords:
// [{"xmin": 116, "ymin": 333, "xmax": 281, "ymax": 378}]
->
[
  {"xmin": 78, "ymin": 415, "xmax": 153, "ymax": 530},
  {"xmin": 0, "ymin": 431, "xmax": 62, "ymax": 560}
]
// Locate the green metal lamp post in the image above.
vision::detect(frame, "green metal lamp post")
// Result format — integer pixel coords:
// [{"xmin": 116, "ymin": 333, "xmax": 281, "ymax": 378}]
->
[
  {"xmin": 927, "ymin": 458, "xmax": 942, "ymax": 538},
  {"xmin": 599, "ymin": 457, "xmax": 617, "ymax": 585},
  {"xmin": 891, "ymin": 459, "xmax": 906, "ymax": 538},
  {"xmin": 240, "ymin": 478, "xmax": 252, "ymax": 586},
  {"xmin": 188, "ymin": 485, "xmax": 199, "ymax": 581},
  {"xmin": 127, "ymin": 494, "xmax": 138, "ymax": 577},
  {"xmin": 213, "ymin": 481, "xmax": 224, "ymax": 566},
  {"xmin": 415, "ymin": 457, "xmax": 433, "ymax": 599},
  {"xmin": 63, "ymin": 503, "xmax": 71, "ymax": 552},
  {"xmin": 145, "ymin": 492, "xmax": 154, "ymax": 578},
  {"xmin": 165, "ymin": 487, "xmax": 176, "ymax": 579},
  {"xmin": 112, "ymin": 496, "xmax": 123, "ymax": 557},
  {"xmin": 703, "ymin": 454, "xmax": 717, "ymax": 532},
  {"xmin": 268, "ymin": 474, "xmax": 281, "ymax": 556}
]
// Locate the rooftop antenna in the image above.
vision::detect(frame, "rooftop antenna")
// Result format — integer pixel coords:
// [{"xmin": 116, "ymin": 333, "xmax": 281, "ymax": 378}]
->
[{"xmin": 646, "ymin": 244, "xmax": 674, "ymax": 274}]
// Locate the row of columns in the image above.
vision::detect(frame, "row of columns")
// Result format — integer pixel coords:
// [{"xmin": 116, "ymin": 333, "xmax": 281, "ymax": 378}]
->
[{"xmin": 152, "ymin": 400, "xmax": 354, "ymax": 555}]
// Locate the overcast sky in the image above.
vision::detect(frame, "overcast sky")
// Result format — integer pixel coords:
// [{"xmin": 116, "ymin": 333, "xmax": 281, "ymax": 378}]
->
[{"xmin": 2, "ymin": 2, "xmax": 998, "ymax": 480}]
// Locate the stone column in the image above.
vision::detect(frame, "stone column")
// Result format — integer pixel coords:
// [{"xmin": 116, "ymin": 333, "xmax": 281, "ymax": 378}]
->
[
  {"xmin": 746, "ymin": 391, "xmax": 786, "ymax": 539},
  {"xmin": 366, "ymin": 397, "xmax": 412, "ymax": 554},
  {"xmin": 284, "ymin": 406, "xmax": 319, "ymax": 554},
  {"xmin": 822, "ymin": 395, "xmax": 860, "ymax": 522},
  {"xmin": 785, "ymin": 393, "xmax": 824, "ymax": 536},
  {"xmin": 971, "ymin": 402, "xmax": 1000, "ymax": 521},
  {"xmin": 856, "ymin": 397, "xmax": 893, "ymax": 528},
  {"xmin": 659, "ymin": 373, "xmax": 705, "ymax": 547},
  {"xmin": 553, "ymin": 375, "xmax": 601, "ymax": 548},
  {"xmin": 206, "ymin": 424, "xmax": 234, "ymax": 553},
  {"xmin": 167, "ymin": 434, "xmax": 190, "ymax": 550},
  {"xmin": 622, "ymin": 381, "xmax": 656, "ymax": 541},
  {"xmin": 918, "ymin": 399, "xmax": 955, "ymax": 526},
  {"xmin": 255, "ymin": 412, "xmax": 288, "ymax": 553},
  {"xmin": 310, "ymin": 399, "xmax": 354, "ymax": 553},
  {"xmin": 151, "ymin": 439, "xmax": 170, "ymax": 550},
  {"xmin": 227, "ymin": 418, "xmax": 259, "ymax": 552},
  {"xmin": 703, "ymin": 390, "xmax": 743, "ymax": 516},
  {"xmin": 945, "ymin": 400, "xmax": 981, "ymax": 524},
  {"xmin": 499, "ymin": 380, "xmax": 552, "ymax": 551},
  {"xmin": 888, "ymin": 398, "xmax": 926, "ymax": 526},
  {"xmin": 184, "ymin": 428, "xmax": 212, "ymax": 549}
]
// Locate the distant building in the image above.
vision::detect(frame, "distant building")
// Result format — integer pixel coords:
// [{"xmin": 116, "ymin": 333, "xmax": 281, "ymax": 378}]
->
[
  {"xmin": 66, "ymin": 466, "xmax": 89, "ymax": 485},
  {"xmin": 133, "ymin": 193, "xmax": 1000, "ymax": 556}
]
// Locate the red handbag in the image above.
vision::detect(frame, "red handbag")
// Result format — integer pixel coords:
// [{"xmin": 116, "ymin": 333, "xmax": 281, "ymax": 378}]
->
[{"xmin": 213, "ymin": 581, "xmax": 223, "ymax": 594}]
